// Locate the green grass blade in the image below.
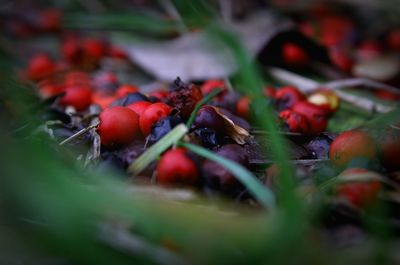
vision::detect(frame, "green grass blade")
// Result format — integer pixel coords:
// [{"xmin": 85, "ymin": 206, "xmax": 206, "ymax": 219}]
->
[
  {"xmin": 127, "ymin": 124, "xmax": 188, "ymax": 176},
  {"xmin": 180, "ymin": 142, "xmax": 276, "ymax": 211}
]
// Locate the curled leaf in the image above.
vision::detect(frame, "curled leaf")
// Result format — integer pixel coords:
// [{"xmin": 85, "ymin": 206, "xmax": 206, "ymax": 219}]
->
[{"xmin": 212, "ymin": 106, "xmax": 250, "ymax": 145}]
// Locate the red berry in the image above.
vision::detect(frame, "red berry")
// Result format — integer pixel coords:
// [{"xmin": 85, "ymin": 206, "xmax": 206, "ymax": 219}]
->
[
  {"xmin": 61, "ymin": 36, "xmax": 81, "ymax": 63},
  {"xmin": 109, "ymin": 46, "xmax": 128, "ymax": 59},
  {"xmin": 307, "ymin": 89, "xmax": 340, "ymax": 115},
  {"xmin": 92, "ymin": 92, "xmax": 116, "ymax": 110},
  {"xmin": 279, "ymin": 109, "xmax": 310, "ymax": 134},
  {"xmin": 329, "ymin": 48, "xmax": 354, "ymax": 73},
  {"xmin": 275, "ymin": 86, "xmax": 306, "ymax": 110},
  {"xmin": 149, "ymin": 90, "xmax": 169, "ymax": 100},
  {"xmin": 200, "ymin": 79, "xmax": 227, "ymax": 98},
  {"xmin": 27, "ymin": 53, "xmax": 55, "ymax": 80},
  {"xmin": 263, "ymin": 86, "xmax": 276, "ymax": 98},
  {"xmin": 82, "ymin": 38, "xmax": 107, "ymax": 61},
  {"xmin": 64, "ymin": 71, "xmax": 91, "ymax": 87},
  {"xmin": 336, "ymin": 168, "xmax": 381, "ymax": 208},
  {"xmin": 329, "ymin": 130, "xmax": 377, "ymax": 166},
  {"xmin": 319, "ymin": 16, "xmax": 353, "ymax": 47},
  {"xmin": 38, "ymin": 81, "xmax": 64, "ymax": 98},
  {"xmin": 127, "ymin": 101, "xmax": 152, "ymax": 116},
  {"xmin": 157, "ymin": 148, "xmax": 198, "ymax": 185},
  {"xmin": 59, "ymin": 86, "xmax": 92, "ymax": 111},
  {"xmin": 139, "ymin": 103, "xmax": 172, "ymax": 136},
  {"xmin": 387, "ymin": 29, "xmax": 400, "ymax": 51},
  {"xmin": 38, "ymin": 8, "xmax": 61, "ymax": 32},
  {"xmin": 357, "ymin": 40, "xmax": 383, "ymax": 60},
  {"xmin": 236, "ymin": 96, "xmax": 250, "ymax": 119},
  {"xmin": 97, "ymin": 106, "xmax": 140, "ymax": 147},
  {"xmin": 376, "ymin": 126, "xmax": 400, "ymax": 171},
  {"xmin": 282, "ymin": 43, "xmax": 309, "ymax": 65},
  {"xmin": 291, "ymin": 101, "xmax": 328, "ymax": 134},
  {"xmin": 116, "ymin": 84, "xmax": 139, "ymax": 98}
]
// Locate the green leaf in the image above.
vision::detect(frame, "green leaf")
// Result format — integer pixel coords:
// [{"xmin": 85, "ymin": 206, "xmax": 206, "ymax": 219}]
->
[
  {"xmin": 180, "ymin": 142, "xmax": 276, "ymax": 212},
  {"xmin": 127, "ymin": 124, "xmax": 188, "ymax": 176},
  {"xmin": 186, "ymin": 88, "xmax": 223, "ymax": 128}
]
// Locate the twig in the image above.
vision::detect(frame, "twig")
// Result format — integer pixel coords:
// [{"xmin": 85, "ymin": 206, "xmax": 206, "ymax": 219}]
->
[
  {"xmin": 267, "ymin": 67, "xmax": 394, "ymax": 113},
  {"xmin": 218, "ymin": 0, "xmax": 233, "ymax": 23},
  {"xmin": 321, "ymin": 78, "xmax": 400, "ymax": 95},
  {"xmin": 98, "ymin": 222, "xmax": 189, "ymax": 265},
  {"xmin": 59, "ymin": 121, "xmax": 100, "ymax": 146}
]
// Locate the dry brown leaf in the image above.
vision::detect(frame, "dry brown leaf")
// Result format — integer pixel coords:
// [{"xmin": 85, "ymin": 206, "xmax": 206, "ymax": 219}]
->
[{"xmin": 212, "ymin": 106, "xmax": 250, "ymax": 145}]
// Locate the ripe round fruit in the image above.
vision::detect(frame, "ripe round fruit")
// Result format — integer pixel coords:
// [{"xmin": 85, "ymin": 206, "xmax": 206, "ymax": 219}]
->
[
  {"xmin": 116, "ymin": 84, "xmax": 139, "ymax": 98},
  {"xmin": 59, "ymin": 86, "xmax": 92, "ymax": 111},
  {"xmin": 97, "ymin": 106, "xmax": 139, "ymax": 147},
  {"xmin": 275, "ymin": 86, "xmax": 305, "ymax": 110},
  {"xmin": 157, "ymin": 148, "xmax": 198, "ymax": 185},
  {"xmin": 279, "ymin": 109, "xmax": 310, "ymax": 134},
  {"xmin": 282, "ymin": 43, "xmax": 309, "ymax": 65},
  {"xmin": 329, "ymin": 48, "xmax": 354, "ymax": 73},
  {"xmin": 329, "ymin": 130, "xmax": 377, "ymax": 166},
  {"xmin": 375, "ymin": 126, "xmax": 400, "ymax": 170},
  {"xmin": 82, "ymin": 38, "xmax": 107, "ymax": 60},
  {"xmin": 387, "ymin": 29, "xmax": 400, "ymax": 51},
  {"xmin": 291, "ymin": 101, "xmax": 327, "ymax": 134},
  {"xmin": 27, "ymin": 53, "xmax": 55, "ymax": 80},
  {"xmin": 307, "ymin": 89, "xmax": 340, "ymax": 115},
  {"xmin": 127, "ymin": 101, "xmax": 152, "ymax": 116},
  {"xmin": 139, "ymin": 103, "xmax": 172, "ymax": 136},
  {"xmin": 336, "ymin": 168, "xmax": 381, "ymax": 208},
  {"xmin": 201, "ymin": 79, "xmax": 227, "ymax": 96},
  {"xmin": 236, "ymin": 96, "xmax": 250, "ymax": 119}
]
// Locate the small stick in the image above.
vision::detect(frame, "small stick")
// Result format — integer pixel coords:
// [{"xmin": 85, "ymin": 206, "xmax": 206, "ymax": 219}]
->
[
  {"xmin": 267, "ymin": 67, "xmax": 394, "ymax": 113},
  {"xmin": 59, "ymin": 121, "xmax": 100, "ymax": 146}
]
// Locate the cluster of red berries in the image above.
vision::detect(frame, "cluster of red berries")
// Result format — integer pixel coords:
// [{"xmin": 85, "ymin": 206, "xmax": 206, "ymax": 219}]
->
[{"xmin": 275, "ymin": 3, "xmax": 400, "ymax": 84}]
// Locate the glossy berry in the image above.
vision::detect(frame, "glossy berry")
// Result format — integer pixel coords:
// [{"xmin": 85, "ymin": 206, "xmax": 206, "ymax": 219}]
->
[
  {"xmin": 97, "ymin": 106, "xmax": 139, "ymax": 147},
  {"xmin": 116, "ymin": 84, "xmax": 139, "ymax": 98},
  {"xmin": 236, "ymin": 96, "xmax": 250, "ymax": 119},
  {"xmin": 82, "ymin": 38, "xmax": 107, "ymax": 61},
  {"xmin": 329, "ymin": 48, "xmax": 354, "ymax": 73},
  {"xmin": 282, "ymin": 43, "xmax": 309, "ymax": 65},
  {"xmin": 92, "ymin": 92, "xmax": 116, "ymax": 110},
  {"xmin": 149, "ymin": 90, "xmax": 169, "ymax": 101},
  {"xmin": 64, "ymin": 71, "xmax": 91, "ymax": 87},
  {"xmin": 61, "ymin": 36, "xmax": 81, "ymax": 63},
  {"xmin": 200, "ymin": 79, "xmax": 227, "ymax": 101},
  {"xmin": 275, "ymin": 86, "xmax": 305, "ymax": 110},
  {"xmin": 139, "ymin": 103, "xmax": 172, "ymax": 136},
  {"xmin": 329, "ymin": 130, "xmax": 377, "ymax": 166},
  {"xmin": 279, "ymin": 110, "xmax": 310, "ymax": 134},
  {"xmin": 375, "ymin": 126, "xmax": 400, "ymax": 170},
  {"xmin": 193, "ymin": 105, "xmax": 225, "ymax": 133},
  {"xmin": 59, "ymin": 86, "xmax": 92, "ymax": 111},
  {"xmin": 27, "ymin": 53, "xmax": 55, "ymax": 80},
  {"xmin": 357, "ymin": 40, "xmax": 383, "ymax": 60},
  {"xmin": 109, "ymin": 46, "xmax": 128, "ymax": 59},
  {"xmin": 157, "ymin": 148, "xmax": 198, "ymax": 185},
  {"xmin": 291, "ymin": 101, "xmax": 328, "ymax": 134},
  {"xmin": 387, "ymin": 29, "xmax": 400, "ymax": 51},
  {"xmin": 127, "ymin": 101, "xmax": 152, "ymax": 116},
  {"xmin": 38, "ymin": 8, "xmax": 61, "ymax": 32},
  {"xmin": 307, "ymin": 89, "xmax": 340, "ymax": 115},
  {"xmin": 336, "ymin": 168, "xmax": 381, "ymax": 208},
  {"xmin": 263, "ymin": 86, "xmax": 276, "ymax": 98},
  {"xmin": 38, "ymin": 81, "xmax": 64, "ymax": 98}
]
